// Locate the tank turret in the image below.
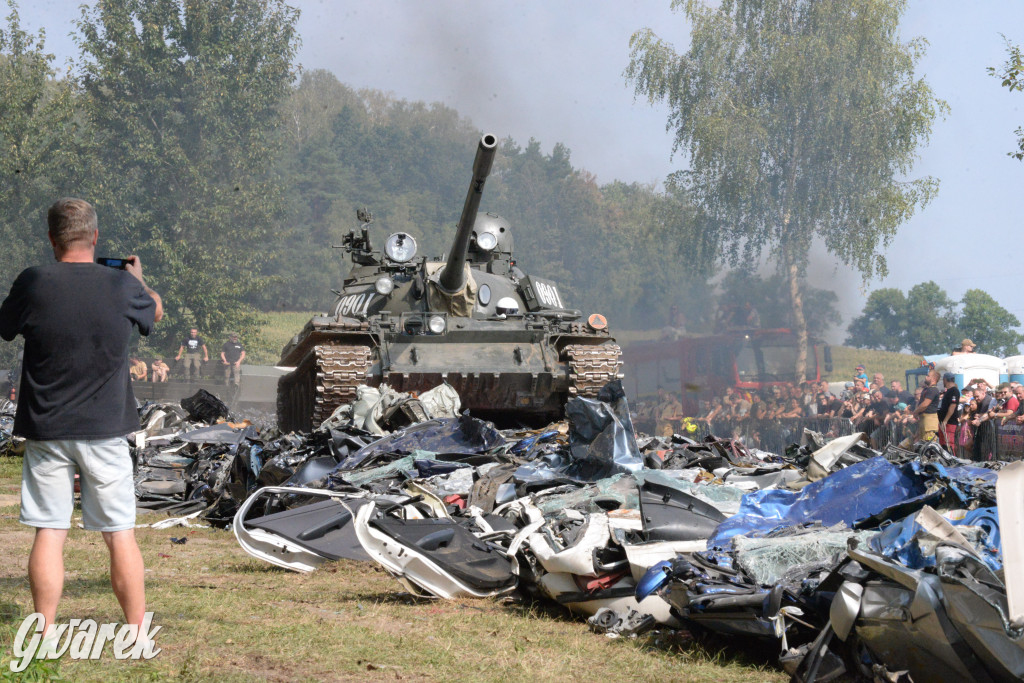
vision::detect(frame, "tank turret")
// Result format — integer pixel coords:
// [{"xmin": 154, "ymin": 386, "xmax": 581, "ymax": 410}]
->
[{"xmin": 276, "ymin": 133, "xmax": 622, "ymax": 433}]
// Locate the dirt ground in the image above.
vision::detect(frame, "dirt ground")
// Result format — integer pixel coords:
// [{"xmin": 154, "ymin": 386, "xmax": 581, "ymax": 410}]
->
[{"xmin": 0, "ymin": 458, "xmax": 786, "ymax": 682}]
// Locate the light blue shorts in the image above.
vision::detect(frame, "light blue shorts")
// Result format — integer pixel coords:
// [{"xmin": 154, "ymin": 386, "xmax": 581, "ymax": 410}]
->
[{"xmin": 20, "ymin": 438, "xmax": 136, "ymax": 532}]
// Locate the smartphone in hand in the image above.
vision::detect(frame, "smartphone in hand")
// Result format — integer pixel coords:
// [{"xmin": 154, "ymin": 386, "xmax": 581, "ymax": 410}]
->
[{"xmin": 96, "ymin": 257, "xmax": 130, "ymax": 270}]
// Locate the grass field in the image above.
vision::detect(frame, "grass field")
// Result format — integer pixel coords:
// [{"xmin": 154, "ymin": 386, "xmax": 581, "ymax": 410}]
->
[
  {"xmin": 243, "ymin": 312, "xmax": 320, "ymax": 366},
  {"xmin": 822, "ymin": 345, "xmax": 923, "ymax": 386},
  {"xmin": 0, "ymin": 457, "xmax": 786, "ymax": 682}
]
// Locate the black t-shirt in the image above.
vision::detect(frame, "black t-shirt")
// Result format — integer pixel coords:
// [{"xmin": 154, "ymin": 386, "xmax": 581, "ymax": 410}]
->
[
  {"xmin": 869, "ymin": 400, "xmax": 891, "ymax": 417},
  {"xmin": 182, "ymin": 336, "xmax": 204, "ymax": 353},
  {"xmin": 920, "ymin": 385, "xmax": 941, "ymax": 414},
  {"xmin": 936, "ymin": 386, "xmax": 961, "ymax": 422},
  {"xmin": 0, "ymin": 262, "xmax": 156, "ymax": 439},
  {"xmin": 222, "ymin": 340, "xmax": 244, "ymax": 363}
]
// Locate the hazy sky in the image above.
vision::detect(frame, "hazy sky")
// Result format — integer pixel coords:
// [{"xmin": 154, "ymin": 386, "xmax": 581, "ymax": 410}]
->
[{"xmin": 16, "ymin": 1, "xmax": 1024, "ymax": 336}]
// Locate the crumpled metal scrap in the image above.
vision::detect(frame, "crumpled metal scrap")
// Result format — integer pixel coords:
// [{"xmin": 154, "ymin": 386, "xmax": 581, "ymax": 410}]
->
[{"xmin": 130, "ymin": 381, "xmax": 1024, "ymax": 680}]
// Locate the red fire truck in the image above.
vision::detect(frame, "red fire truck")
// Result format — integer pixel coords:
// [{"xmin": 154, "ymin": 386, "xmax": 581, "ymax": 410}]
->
[{"xmin": 622, "ymin": 328, "xmax": 828, "ymax": 414}]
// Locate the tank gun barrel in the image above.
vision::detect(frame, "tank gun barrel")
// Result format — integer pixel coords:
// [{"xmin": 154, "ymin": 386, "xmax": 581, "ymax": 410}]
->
[{"xmin": 438, "ymin": 133, "xmax": 497, "ymax": 293}]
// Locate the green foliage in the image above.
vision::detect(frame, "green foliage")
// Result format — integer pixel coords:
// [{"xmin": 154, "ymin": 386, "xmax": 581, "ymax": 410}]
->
[
  {"xmin": 988, "ymin": 37, "xmax": 1024, "ymax": 160},
  {"xmin": 717, "ymin": 270, "xmax": 840, "ymax": 338},
  {"xmin": 0, "ymin": 1, "xmax": 749, "ymax": 365},
  {"xmin": 901, "ymin": 281, "xmax": 958, "ymax": 354},
  {"xmin": 845, "ymin": 288, "xmax": 907, "ymax": 352},
  {"xmin": 75, "ymin": 0, "xmax": 300, "ymax": 355},
  {"xmin": 268, "ymin": 87, "xmax": 712, "ymax": 329},
  {"xmin": 958, "ymin": 289, "xmax": 1024, "ymax": 356},
  {"xmin": 0, "ymin": 1, "xmax": 83, "ymax": 368},
  {"xmin": 846, "ymin": 282, "xmax": 1023, "ymax": 355},
  {"xmin": 627, "ymin": 0, "xmax": 946, "ymax": 372}
]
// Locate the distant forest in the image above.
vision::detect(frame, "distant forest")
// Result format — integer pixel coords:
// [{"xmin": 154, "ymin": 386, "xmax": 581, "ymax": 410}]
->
[
  {"xmin": 0, "ymin": 2, "xmax": 811, "ymax": 367},
  {"xmin": 267, "ymin": 70, "xmax": 714, "ymax": 329}
]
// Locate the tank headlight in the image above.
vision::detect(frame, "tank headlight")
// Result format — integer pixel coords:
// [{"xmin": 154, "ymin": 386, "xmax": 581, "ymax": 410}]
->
[
  {"xmin": 375, "ymin": 276, "xmax": 394, "ymax": 295},
  {"xmin": 476, "ymin": 231, "xmax": 498, "ymax": 251},
  {"xmin": 384, "ymin": 232, "xmax": 417, "ymax": 263},
  {"xmin": 428, "ymin": 315, "xmax": 446, "ymax": 334},
  {"xmin": 478, "ymin": 283, "xmax": 491, "ymax": 306}
]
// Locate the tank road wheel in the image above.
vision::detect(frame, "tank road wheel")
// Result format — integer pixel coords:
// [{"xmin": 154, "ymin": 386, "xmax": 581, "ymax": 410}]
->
[
  {"xmin": 564, "ymin": 343, "xmax": 623, "ymax": 397},
  {"xmin": 277, "ymin": 345, "xmax": 372, "ymax": 433}
]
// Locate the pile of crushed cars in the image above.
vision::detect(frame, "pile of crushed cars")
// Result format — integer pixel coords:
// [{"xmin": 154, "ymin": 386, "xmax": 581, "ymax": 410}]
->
[{"xmin": 131, "ymin": 382, "xmax": 1024, "ymax": 682}]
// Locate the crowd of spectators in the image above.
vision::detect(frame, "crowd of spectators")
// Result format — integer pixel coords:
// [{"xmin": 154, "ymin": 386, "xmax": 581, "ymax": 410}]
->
[
  {"xmin": 678, "ymin": 372, "xmax": 919, "ymax": 429},
  {"xmin": 639, "ymin": 356, "xmax": 1024, "ymax": 461}
]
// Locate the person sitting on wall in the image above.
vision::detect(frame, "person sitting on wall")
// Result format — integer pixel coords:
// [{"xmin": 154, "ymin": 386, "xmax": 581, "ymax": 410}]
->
[
  {"xmin": 129, "ymin": 356, "xmax": 147, "ymax": 382},
  {"xmin": 951, "ymin": 338, "xmax": 976, "ymax": 355},
  {"xmin": 150, "ymin": 358, "xmax": 169, "ymax": 382},
  {"xmin": 660, "ymin": 305, "xmax": 688, "ymax": 340}
]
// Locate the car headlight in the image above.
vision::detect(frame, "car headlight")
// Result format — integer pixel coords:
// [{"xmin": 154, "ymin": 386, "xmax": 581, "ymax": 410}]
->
[
  {"xmin": 475, "ymin": 231, "xmax": 497, "ymax": 251},
  {"xmin": 375, "ymin": 276, "xmax": 394, "ymax": 295},
  {"xmin": 384, "ymin": 232, "xmax": 417, "ymax": 263},
  {"xmin": 428, "ymin": 315, "xmax": 446, "ymax": 334}
]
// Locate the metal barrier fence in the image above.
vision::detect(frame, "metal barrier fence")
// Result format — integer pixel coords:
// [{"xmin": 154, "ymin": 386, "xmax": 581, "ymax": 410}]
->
[
  {"xmin": 684, "ymin": 417, "xmax": 857, "ymax": 455},
  {"xmin": 667, "ymin": 416, "xmax": 1024, "ymax": 462}
]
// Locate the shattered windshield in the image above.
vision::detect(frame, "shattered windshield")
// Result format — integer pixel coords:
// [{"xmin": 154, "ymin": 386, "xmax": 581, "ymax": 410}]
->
[
  {"xmin": 758, "ymin": 344, "xmax": 798, "ymax": 382},
  {"xmin": 735, "ymin": 341, "xmax": 757, "ymax": 379}
]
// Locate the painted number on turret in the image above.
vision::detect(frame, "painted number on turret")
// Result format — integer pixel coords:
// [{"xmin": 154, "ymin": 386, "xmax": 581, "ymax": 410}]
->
[
  {"xmin": 521, "ymin": 276, "xmax": 566, "ymax": 312},
  {"xmin": 335, "ymin": 292, "xmax": 376, "ymax": 318},
  {"xmin": 535, "ymin": 281, "xmax": 564, "ymax": 309}
]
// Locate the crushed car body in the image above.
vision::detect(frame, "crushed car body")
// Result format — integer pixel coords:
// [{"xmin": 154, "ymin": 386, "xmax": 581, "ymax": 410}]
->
[{"xmin": 123, "ymin": 382, "xmax": 1024, "ymax": 680}]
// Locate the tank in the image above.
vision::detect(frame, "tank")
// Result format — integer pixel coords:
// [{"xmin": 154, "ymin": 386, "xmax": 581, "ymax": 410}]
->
[{"xmin": 276, "ymin": 133, "xmax": 622, "ymax": 432}]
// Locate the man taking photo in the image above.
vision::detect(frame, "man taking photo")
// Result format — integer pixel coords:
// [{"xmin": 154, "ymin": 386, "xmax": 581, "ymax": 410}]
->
[{"xmin": 0, "ymin": 198, "xmax": 163, "ymax": 640}]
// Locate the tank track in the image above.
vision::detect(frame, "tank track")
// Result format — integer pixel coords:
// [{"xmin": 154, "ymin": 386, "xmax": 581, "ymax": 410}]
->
[
  {"xmin": 278, "ymin": 344, "xmax": 372, "ymax": 432},
  {"xmin": 279, "ymin": 342, "xmax": 621, "ymax": 431},
  {"xmin": 564, "ymin": 343, "xmax": 623, "ymax": 397}
]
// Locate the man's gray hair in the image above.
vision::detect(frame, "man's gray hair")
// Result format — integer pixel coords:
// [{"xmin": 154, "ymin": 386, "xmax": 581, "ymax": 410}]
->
[{"xmin": 48, "ymin": 198, "xmax": 97, "ymax": 252}]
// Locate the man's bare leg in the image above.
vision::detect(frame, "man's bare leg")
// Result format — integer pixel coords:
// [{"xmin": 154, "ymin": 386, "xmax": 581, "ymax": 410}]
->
[
  {"xmin": 102, "ymin": 529, "xmax": 146, "ymax": 627},
  {"xmin": 28, "ymin": 528, "xmax": 68, "ymax": 632}
]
